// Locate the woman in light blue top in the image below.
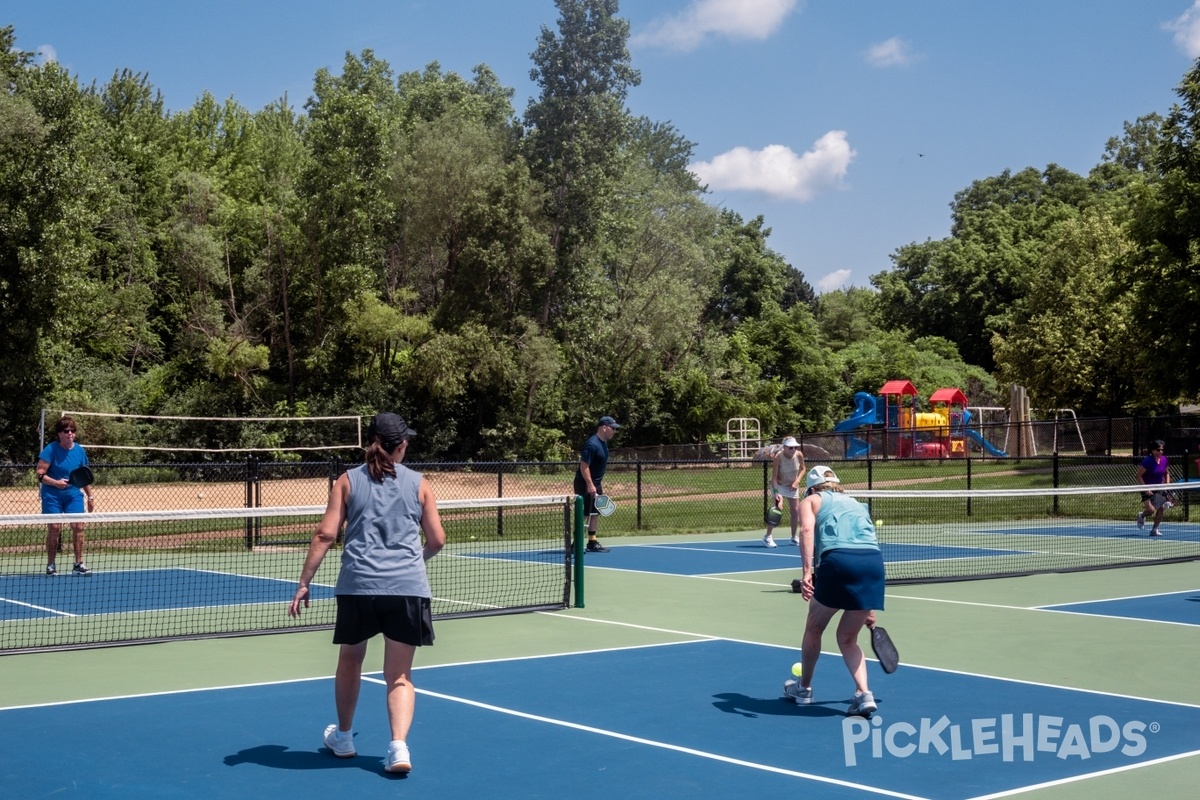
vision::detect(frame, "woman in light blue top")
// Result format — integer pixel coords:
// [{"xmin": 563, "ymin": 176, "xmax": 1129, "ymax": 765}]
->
[
  {"xmin": 289, "ymin": 412, "xmax": 445, "ymax": 774},
  {"xmin": 784, "ymin": 466, "xmax": 885, "ymax": 717}
]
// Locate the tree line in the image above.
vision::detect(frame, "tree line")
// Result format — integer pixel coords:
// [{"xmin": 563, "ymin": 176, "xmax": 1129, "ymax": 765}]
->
[{"xmin": 1, "ymin": 1, "xmax": 1196, "ymax": 463}]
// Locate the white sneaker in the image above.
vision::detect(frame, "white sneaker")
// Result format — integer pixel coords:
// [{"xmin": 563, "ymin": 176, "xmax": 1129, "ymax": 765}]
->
[
  {"xmin": 789, "ymin": 535, "xmax": 800, "ymax": 546},
  {"xmin": 1136, "ymin": 511, "xmax": 1145, "ymax": 530},
  {"xmin": 762, "ymin": 534, "xmax": 777, "ymax": 548},
  {"xmin": 385, "ymin": 740, "xmax": 412, "ymax": 773},
  {"xmin": 783, "ymin": 679, "xmax": 813, "ymax": 704},
  {"xmin": 323, "ymin": 724, "xmax": 355, "ymax": 758}
]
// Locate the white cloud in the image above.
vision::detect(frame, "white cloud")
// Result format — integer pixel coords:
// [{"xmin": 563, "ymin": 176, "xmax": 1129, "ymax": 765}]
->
[
  {"xmin": 35, "ymin": 44, "xmax": 57, "ymax": 64},
  {"xmin": 865, "ymin": 36, "xmax": 917, "ymax": 68},
  {"xmin": 689, "ymin": 131, "xmax": 856, "ymax": 201},
  {"xmin": 633, "ymin": 0, "xmax": 801, "ymax": 52},
  {"xmin": 817, "ymin": 269, "xmax": 852, "ymax": 292},
  {"xmin": 1166, "ymin": 2, "xmax": 1200, "ymax": 58}
]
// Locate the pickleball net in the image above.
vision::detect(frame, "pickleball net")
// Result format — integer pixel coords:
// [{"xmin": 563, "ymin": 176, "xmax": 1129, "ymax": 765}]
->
[
  {"xmin": 848, "ymin": 482, "xmax": 1200, "ymax": 584},
  {"xmin": 0, "ymin": 495, "xmax": 576, "ymax": 654}
]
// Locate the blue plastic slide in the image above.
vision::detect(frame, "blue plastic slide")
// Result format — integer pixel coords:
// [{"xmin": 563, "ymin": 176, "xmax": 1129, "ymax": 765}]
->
[
  {"xmin": 834, "ymin": 392, "xmax": 877, "ymax": 433},
  {"xmin": 835, "ymin": 392, "xmax": 877, "ymax": 457},
  {"xmin": 965, "ymin": 428, "xmax": 1007, "ymax": 457},
  {"xmin": 846, "ymin": 437, "xmax": 871, "ymax": 458}
]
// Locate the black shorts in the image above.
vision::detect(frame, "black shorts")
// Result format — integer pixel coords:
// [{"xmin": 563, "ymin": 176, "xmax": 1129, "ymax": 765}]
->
[
  {"xmin": 332, "ymin": 595, "xmax": 435, "ymax": 646},
  {"xmin": 573, "ymin": 476, "xmax": 603, "ymax": 516}
]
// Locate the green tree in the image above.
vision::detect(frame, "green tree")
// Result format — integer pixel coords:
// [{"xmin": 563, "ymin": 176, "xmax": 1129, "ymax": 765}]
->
[
  {"xmin": 0, "ymin": 34, "xmax": 109, "ymax": 458},
  {"xmin": 1125, "ymin": 60, "xmax": 1200, "ymax": 403},
  {"xmin": 873, "ymin": 165, "xmax": 1093, "ymax": 370},
  {"xmin": 833, "ymin": 331, "xmax": 1000, "ymax": 412},
  {"xmin": 523, "ymin": 0, "xmax": 640, "ymax": 326},
  {"xmin": 816, "ymin": 287, "xmax": 880, "ymax": 349},
  {"xmin": 992, "ymin": 211, "xmax": 1139, "ymax": 413}
]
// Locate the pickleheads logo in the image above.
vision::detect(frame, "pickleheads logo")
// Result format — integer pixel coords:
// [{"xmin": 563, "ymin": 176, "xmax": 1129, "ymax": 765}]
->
[{"xmin": 842, "ymin": 714, "xmax": 1155, "ymax": 766}]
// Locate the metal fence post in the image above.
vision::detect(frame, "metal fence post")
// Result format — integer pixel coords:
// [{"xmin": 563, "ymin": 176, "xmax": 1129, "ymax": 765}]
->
[
  {"xmin": 1052, "ymin": 451, "xmax": 1060, "ymax": 515},
  {"xmin": 966, "ymin": 454, "xmax": 973, "ymax": 516},
  {"xmin": 636, "ymin": 460, "xmax": 644, "ymax": 529},
  {"xmin": 244, "ymin": 454, "xmax": 255, "ymax": 549}
]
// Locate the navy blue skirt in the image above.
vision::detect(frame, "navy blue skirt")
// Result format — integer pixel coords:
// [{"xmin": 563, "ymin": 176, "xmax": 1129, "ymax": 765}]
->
[{"xmin": 813, "ymin": 548, "xmax": 885, "ymax": 611}]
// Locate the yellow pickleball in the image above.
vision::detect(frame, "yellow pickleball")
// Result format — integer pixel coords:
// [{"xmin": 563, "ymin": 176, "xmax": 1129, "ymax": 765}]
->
[{"xmin": 791, "ymin": 662, "xmax": 803, "ymax": 677}]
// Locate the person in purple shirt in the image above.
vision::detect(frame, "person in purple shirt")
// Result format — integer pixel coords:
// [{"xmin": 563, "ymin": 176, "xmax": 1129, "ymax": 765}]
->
[{"xmin": 1135, "ymin": 439, "xmax": 1171, "ymax": 537}]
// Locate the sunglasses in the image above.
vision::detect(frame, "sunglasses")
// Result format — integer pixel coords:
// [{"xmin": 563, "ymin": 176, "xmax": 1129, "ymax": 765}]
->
[{"xmin": 60, "ymin": 429, "xmax": 77, "ymax": 434}]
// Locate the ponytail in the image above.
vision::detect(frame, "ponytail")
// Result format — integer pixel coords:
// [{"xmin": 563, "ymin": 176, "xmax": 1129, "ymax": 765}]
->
[{"xmin": 365, "ymin": 440, "xmax": 398, "ymax": 482}]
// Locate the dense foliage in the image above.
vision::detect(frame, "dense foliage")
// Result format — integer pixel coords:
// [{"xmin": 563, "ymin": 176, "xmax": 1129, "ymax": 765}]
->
[{"xmin": 2, "ymin": 3, "xmax": 1196, "ymax": 461}]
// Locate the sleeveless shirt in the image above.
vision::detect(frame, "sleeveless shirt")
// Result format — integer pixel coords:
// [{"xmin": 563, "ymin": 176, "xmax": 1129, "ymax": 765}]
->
[{"xmin": 337, "ymin": 463, "xmax": 431, "ymax": 597}]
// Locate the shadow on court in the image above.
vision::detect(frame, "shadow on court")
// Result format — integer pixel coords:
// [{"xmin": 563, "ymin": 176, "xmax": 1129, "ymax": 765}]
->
[{"xmin": 5, "ymin": 639, "xmax": 1200, "ymax": 799}]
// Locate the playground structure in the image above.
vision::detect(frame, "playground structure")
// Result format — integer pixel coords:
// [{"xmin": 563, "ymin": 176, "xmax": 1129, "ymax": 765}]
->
[{"xmin": 833, "ymin": 380, "xmax": 1010, "ymax": 459}]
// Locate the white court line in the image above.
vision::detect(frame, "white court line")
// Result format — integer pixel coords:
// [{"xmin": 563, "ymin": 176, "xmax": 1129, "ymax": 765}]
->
[
  {"xmin": 530, "ymin": 612, "xmax": 1200, "ymax": 708},
  {"xmin": 964, "ymin": 750, "xmax": 1200, "ymax": 800},
  {"xmin": 1041, "ymin": 587, "xmax": 1200, "ymax": 605},
  {"xmin": 6, "ymin": 612, "xmax": 1200, "ymax": 800},
  {"xmin": 0, "ymin": 598, "xmax": 76, "ymax": 617},
  {"xmin": 369, "ymin": 676, "xmax": 929, "ymax": 800}
]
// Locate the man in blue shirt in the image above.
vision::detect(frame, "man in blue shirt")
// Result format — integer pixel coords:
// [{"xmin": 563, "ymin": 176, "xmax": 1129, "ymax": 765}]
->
[{"xmin": 573, "ymin": 416, "xmax": 620, "ymax": 553}]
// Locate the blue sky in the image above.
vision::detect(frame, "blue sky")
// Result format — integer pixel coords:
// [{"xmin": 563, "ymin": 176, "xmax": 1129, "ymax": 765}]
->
[{"xmin": 6, "ymin": 1, "xmax": 1199, "ymax": 293}]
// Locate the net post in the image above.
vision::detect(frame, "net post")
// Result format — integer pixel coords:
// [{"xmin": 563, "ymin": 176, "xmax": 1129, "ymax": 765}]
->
[{"xmin": 573, "ymin": 495, "xmax": 586, "ymax": 608}]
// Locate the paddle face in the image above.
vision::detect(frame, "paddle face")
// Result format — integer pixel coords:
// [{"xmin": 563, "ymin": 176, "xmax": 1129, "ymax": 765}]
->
[
  {"xmin": 69, "ymin": 465, "xmax": 95, "ymax": 488},
  {"xmin": 871, "ymin": 625, "xmax": 900, "ymax": 674},
  {"xmin": 766, "ymin": 507, "xmax": 783, "ymax": 526},
  {"xmin": 594, "ymin": 494, "xmax": 616, "ymax": 517}
]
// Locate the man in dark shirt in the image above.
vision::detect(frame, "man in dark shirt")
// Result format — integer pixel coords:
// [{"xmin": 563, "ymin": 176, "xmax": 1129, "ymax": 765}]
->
[{"xmin": 573, "ymin": 415, "xmax": 620, "ymax": 553}]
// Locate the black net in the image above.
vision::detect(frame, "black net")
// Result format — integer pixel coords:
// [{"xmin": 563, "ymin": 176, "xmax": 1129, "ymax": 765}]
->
[
  {"xmin": 0, "ymin": 496, "xmax": 573, "ymax": 654},
  {"xmin": 848, "ymin": 483, "xmax": 1200, "ymax": 583}
]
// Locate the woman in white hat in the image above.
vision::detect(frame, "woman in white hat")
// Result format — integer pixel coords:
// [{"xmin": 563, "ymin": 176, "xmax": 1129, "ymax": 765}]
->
[
  {"xmin": 762, "ymin": 436, "xmax": 805, "ymax": 548},
  {"xmin": 784, "ymin": 466, "xmax": 885, "ymax": 717}
]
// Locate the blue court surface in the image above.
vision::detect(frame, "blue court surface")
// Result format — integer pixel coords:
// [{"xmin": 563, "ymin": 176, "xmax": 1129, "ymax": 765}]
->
[
  {"xmin": 4, "ymin": 638, "xmax": 1199, "ymax": 799},
  {"xmin": 489, "ymin": 540, "xmax": 1025, "ymax": 576},
  {"xmin": 1040, "ymin": 589, "xmax": 1200, "ymax": 626},
  {"xmin": 969, "ymin": 522, "xmax": 1200, "ymax": 541},
  {"xmin": 0, "ymin": 568, "xmax": 334, "ymax": 620}
]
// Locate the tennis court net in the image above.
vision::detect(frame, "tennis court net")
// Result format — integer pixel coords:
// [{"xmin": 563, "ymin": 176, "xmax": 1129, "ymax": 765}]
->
[
  {"xmin": 847, "ymin": 482, "xmax": 1200, "ymax": 583},
  {"xmin": 0, "ymin": 496, "xmax": 575, "ymax": 654}
]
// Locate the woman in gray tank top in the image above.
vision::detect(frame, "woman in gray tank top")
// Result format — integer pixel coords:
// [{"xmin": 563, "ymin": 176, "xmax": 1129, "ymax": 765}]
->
[{"xmin": 289, "ymin": 412, "xmax": 445, "ymax": 774}]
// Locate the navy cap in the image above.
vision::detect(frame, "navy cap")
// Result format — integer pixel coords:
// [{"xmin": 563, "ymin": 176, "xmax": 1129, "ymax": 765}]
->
[{"xmin": 598, "ymin": 415, "xmax": 620, "ymax": 429}]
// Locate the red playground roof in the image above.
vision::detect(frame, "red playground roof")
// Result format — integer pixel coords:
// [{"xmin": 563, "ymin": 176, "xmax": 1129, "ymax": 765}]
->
[
  {"xmin": 929, "ymin": 388, "xmax": 969, "ymax": 405},
  {"xmin": 879, "ymin": 380, "xmax": 918, "ymax": 396}
]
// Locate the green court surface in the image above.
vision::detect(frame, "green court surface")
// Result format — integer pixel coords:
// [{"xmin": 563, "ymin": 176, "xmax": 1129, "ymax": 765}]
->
[{"xmin": 2, "ymin": 530, "xmax": 1199, "ymax": 798}]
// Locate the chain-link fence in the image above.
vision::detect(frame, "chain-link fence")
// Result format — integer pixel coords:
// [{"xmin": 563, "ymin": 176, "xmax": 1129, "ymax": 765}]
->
[{"xmin": 4, "ymin": 444, "xmax": 1196, "ymax": 534}]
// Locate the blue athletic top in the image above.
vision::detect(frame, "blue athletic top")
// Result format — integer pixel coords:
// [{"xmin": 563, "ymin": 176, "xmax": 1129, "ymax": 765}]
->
[
  {"xmin": 576, "ymin": 433, "xmax": 609, "ymax": 482},
  {"xmin": 336, "ymin": 463, "xmax": 430, "ymax": 597},
  {"xmin": 37, "ymin": 441, "xmax": 89, "ymax": 503},
  {"xmin": 814, "ymin": 491, "xmax": 880, "ymax": 562}
]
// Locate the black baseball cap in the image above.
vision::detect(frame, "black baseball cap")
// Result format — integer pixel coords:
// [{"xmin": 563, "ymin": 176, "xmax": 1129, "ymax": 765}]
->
[{"xmin": 368, "ymin": 412, "xmax": 417, "ymax": 450}]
